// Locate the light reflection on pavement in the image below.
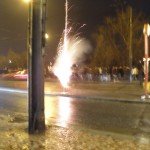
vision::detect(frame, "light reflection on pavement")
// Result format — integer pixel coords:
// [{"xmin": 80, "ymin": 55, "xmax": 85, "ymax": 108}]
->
[
  {"xmin": 1, "ymin": 80, "xmax": 150, "ymax": 138},
  {"xmin": 45, "ymin": 96, "xmax": 73, "ymax": 127}
]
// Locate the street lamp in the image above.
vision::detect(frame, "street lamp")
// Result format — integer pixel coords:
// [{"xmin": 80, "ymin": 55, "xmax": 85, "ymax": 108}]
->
[
  {"xmin": 143, "ymin": 24, "xmax": 150, "ymax": 36},
  {"xmin": 45, "ymin": 33, "xmax": 49, "ymax": 39},
  {"xmin": 9, "ymin": 60, "xmax": 12, "ymax": 64}
]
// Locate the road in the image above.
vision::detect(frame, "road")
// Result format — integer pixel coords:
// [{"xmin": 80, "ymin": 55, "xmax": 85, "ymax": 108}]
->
[{"xmin": 0, "ymin": 80, "xmax": 150, "ymax": 137}]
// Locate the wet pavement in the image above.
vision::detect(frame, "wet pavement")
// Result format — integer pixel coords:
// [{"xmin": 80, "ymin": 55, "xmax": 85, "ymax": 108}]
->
[
  {"xmin": 0, "ymin": 80, "xmax": 150, "ymax": 149},
  {"xmin": 0, "ymin": 79, "xmax": 146, "ymax": 102}
]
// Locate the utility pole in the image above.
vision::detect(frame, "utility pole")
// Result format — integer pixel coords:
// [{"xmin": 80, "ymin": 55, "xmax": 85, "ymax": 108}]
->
[
  {"xmin": 42, "ymin": 0, "xmax": 47, "ymax": 51},
  {"xmin": 129, "ymin": 6, "xmax": 133, "ymax": 82},
  {"xmin": 141, "ymin": 24, "xmax": 150, "ymax": 100},
  {"xmin": 28, "ymin": 0, "xmax": 46, "ymax": 134}
]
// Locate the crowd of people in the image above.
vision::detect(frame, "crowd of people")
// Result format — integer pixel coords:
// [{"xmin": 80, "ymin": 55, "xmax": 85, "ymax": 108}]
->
[
  {"xmin": 48, "ymin": 64, "xmax": 144, "ymax": 83},
  {"xmin": 70, "ymin": 66, "xmax": 144, "ymax": 82}
]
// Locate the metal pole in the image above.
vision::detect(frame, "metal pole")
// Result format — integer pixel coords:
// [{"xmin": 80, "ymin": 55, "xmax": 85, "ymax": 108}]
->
[
  {"xmin": 28, "ymin": 0, "xmax": 45, "ymax": 134},
  {"xmin": 144, "ymin": 33, "xmax": 149, "ymax": 96},
  {"xmin": 129, "ymin": 6, "xmax": 133, "ymax": 82},
  {"xmin": 42, "ymin": 0, "xmax": 47, "ymax": 77},
  {"xmin": 42, "ymin": 0, "xmax": 47, "ymax": 50},
  {"xmin": 141, "ymin": 23, "xmax": 150, "ymax": 99}
]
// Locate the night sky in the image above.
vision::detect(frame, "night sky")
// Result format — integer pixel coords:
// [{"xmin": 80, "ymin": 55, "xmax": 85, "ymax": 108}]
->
[{"xmin": 0, "ymin": 0, "xmax": 150, "ymax": 61}]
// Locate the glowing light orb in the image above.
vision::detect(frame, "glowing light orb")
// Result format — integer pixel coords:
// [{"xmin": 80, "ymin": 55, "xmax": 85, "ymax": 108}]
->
[{"xmin": 23, "ymin": 0, "xmax": 31, "ymax": 3}]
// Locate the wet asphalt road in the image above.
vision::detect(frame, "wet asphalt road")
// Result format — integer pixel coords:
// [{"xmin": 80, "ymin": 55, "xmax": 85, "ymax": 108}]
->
[{"xmin": 0, "ymin": 80, "xmax": 150, "ymax": 136}]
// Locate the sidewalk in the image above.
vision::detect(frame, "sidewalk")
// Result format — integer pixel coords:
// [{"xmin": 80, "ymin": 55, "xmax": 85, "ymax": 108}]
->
[
  {"xmin": 0, "ymin": 123, "xmax": 150, "ymax": 150},
  {"xmin": 45, "ymin": 81, "xmax": 147, "ymax": 103},
  {"xmin": 0, "ymin": 79, "xmax": 147, "ymax": 103}
]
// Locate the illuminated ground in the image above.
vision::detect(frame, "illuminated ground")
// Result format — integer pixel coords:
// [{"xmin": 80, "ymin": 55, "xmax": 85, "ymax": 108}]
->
[{"xmin": 0, "ymin": 80, "xmax": 150, "ymax": 149}]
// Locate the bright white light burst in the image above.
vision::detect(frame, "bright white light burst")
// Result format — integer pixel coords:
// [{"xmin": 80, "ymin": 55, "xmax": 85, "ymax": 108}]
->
[{"xmin": 53, "ymin": 0, "xmax": 92, "ymax": 88}]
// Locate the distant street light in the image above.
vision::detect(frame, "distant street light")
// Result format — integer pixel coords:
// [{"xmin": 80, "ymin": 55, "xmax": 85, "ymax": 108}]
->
[
  {"xmin": 23, "ymin": 0, "xmax": 31, "ymax": 3},
  {"xmin": 143, "ymin": 24, "xmax": 150, "ymax": 36},
  {"xmin": 45, "ymin": 33, "xmax": 49, "ymax": 39},
  {"xmin": 9, "ymin": 60, "xmax": 12, "ymax": 64}
]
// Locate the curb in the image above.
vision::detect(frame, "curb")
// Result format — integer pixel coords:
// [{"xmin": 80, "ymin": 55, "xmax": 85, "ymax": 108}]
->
[{"xmin": 1, "ymin": 86, "xmax": 150, "ymax": 104}]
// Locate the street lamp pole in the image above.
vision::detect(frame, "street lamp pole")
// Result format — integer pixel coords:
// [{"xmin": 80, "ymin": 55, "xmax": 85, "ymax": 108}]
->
[
  {"xmin": 28, "ymin": 0, "xmax": 46, "ymax": 133},
  {"xmin": 129, "ymin": 6, "xmax": 133, "ymax": 82},
  {"xmin": 141, "ymin": 23, "xmax": 150, "ymax": 100}
]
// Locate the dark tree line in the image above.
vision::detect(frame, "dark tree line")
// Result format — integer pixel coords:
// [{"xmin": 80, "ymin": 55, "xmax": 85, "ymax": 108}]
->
[
  {"xmin": 91, "ymin": 6, "xmax": 145, "ymax": 67},
  {"xmin": 0, "ymin": 49, "xmax": 27, "ymax": 70}
]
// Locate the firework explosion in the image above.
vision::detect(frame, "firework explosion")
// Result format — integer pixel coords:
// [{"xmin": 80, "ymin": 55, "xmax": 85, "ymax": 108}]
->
[
  {"xmin": 53, "ymin": 0, "xmax": 92, "ymax": 88},
  {"xmin": 53, "ymin": 32, "xmax": 83, "ymax": 88}
]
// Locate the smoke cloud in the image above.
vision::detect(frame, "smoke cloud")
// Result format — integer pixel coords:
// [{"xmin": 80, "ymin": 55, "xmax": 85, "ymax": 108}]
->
[
  {"xmin": 67, "ymin": 37, "xmax": 93, "ymax": 65},
  {"xmin": 52, "ymin": 36, "xmax": 92, "ymax": 87}
]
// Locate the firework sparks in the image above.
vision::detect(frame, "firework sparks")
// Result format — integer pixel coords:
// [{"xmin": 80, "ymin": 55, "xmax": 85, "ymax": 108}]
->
[
  {"xmin": 53, "ymin": 0, "xmax": 73, "ymax": 88},
  {"xmin": 53, "ymin": 0, "xmax": 92, "ymax": 88}
]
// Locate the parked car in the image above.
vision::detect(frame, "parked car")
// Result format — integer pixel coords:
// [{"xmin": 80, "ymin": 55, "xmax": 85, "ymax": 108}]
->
[{"xmin": 14, "ymin": 69, "xmax": 28, "ymax": 80}]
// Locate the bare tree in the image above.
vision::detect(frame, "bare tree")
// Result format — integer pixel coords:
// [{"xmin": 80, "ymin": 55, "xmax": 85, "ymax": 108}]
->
[{"xmin": 92, "ymin": 6, "xmax": 144, "ymax": 67}]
